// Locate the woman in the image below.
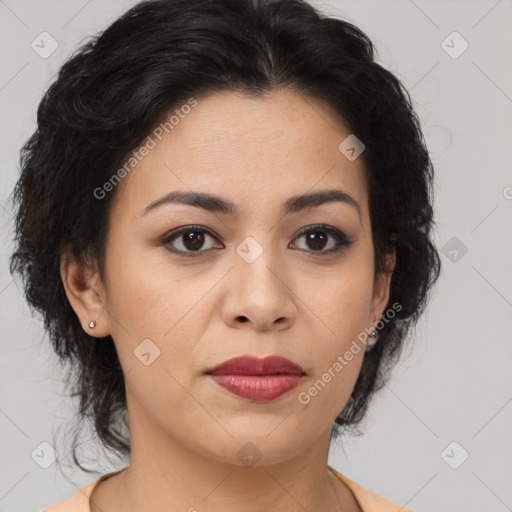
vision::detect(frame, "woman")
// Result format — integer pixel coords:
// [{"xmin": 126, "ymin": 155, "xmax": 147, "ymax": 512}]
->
[{"xmin": 10, "ymin": 0, "xmax": 441, "ymax": 510}]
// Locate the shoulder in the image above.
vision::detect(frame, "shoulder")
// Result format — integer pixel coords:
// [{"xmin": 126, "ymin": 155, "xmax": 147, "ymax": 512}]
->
[
  {"xmin": 40, "ymin": 467, "xmax": 128, "ymax": 512},
  {"xmin": 328, "ymin": 466, "xmax": 414, "ymax": 512},
  {"xmin": 39, "ymin": 481, "xmax": 98, "ymax": 512},
  {"xmin": 41, "ymin": 466, "xmax": 410, "ymax": 512}
]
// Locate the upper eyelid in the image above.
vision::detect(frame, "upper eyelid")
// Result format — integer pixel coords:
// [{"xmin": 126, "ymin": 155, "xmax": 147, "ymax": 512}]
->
[{"xmin": 162, "ymin": 225, "xmax": 219, "ymax": 242}]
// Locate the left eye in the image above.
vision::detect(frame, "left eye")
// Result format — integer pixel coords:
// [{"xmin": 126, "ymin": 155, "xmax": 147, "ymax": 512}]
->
[
  {"xmin": 161, "ymin": 224, "xmax": 352, "ymax": 257},
  {"xmin": 290, "ymin": 224, "xmax": 353, "ymax": 254}
]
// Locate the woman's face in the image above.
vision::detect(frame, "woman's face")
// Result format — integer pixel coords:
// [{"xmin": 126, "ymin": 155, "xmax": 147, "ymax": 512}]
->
[{"xmin": 81, "ymin": 88, "xmax": 393, "ymax": 466}]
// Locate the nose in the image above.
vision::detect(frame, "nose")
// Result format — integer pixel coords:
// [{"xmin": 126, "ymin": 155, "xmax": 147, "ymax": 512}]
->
[{"xmin": 220, "ymin": 243, "xmax": 297, "ymax": 331}]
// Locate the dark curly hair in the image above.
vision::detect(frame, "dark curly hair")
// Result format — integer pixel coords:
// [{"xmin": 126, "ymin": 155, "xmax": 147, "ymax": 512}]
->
[{"xmin": 9, "ymin": 0, "xmax": 441, "ymax": 473}]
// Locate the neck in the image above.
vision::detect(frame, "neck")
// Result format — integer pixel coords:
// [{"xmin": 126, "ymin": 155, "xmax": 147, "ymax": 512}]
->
[{"xmin": 90, "ymin": 395, "xmax": 361, "ymax": 512}]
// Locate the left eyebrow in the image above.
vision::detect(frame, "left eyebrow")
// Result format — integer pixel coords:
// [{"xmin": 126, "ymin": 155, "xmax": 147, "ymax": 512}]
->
[{"xmin": 140, "ymin": 189, "xmax": 362, "ymax": 223}]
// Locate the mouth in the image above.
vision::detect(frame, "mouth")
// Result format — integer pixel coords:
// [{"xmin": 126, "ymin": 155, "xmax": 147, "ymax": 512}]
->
[{"xmin": 205, "ymin": 355, "xmax": 305, "ymax": 402}]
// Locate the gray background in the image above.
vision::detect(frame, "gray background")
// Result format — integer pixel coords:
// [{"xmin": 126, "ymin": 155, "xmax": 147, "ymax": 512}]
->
[{"xmin": 1, "ymin": 1, "xmax": 511, "ymax": 511}]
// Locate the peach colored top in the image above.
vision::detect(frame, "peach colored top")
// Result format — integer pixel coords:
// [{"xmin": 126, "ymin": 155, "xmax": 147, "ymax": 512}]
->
[{"xmin": 41, "ymin": 465, "xmax": 412, "ymax": 512}]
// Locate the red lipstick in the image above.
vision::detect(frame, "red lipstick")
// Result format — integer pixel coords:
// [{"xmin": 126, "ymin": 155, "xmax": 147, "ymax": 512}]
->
[{"xmin": 205, "ymin": 355, "xmax": 305, "ymax": 402}]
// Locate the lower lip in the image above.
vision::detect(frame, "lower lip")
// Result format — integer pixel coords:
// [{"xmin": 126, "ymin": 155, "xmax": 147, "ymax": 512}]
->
[{"xmin": 208, "ymin": 374, "xmax": 303, "ymax": 402}]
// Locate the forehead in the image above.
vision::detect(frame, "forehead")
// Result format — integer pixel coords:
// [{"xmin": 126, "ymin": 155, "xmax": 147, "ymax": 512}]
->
[{"xmin": 110, "ymin": 88, "xmax": 369, "ymax": 221}]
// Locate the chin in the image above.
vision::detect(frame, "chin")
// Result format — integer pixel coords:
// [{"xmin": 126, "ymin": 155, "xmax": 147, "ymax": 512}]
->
[{"xmin": 194, "ymin": 427, "xmax": 320, "ymax": 468}]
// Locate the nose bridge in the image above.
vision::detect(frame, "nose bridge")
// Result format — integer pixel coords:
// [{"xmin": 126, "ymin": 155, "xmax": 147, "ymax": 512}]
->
[{"xmin": 234, "ymin": 233, "xmax": 286, "ymax": 296}]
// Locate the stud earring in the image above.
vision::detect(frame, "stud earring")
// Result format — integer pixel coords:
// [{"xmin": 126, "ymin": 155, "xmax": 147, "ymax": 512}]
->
[
  {"xmin": 89, "ymin": 320, "xmax": 96, "ymax": 329},
  {"xmin": 366, "ymin": 318, "xmax": 379, "ymax": 352}
]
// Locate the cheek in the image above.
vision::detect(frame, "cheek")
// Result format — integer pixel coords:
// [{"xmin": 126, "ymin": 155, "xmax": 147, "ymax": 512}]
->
[
  {"xmin": 304, "ymin": 254, "xmax": 375, "ymax": 348},
  {"xmin": 103, "ymin": 245, "xmax": 225, "ymax": 406},
  {"xmin": 105, "ymin": 227, "xmax": 188, "ymax": 334},
  {"xmin": 294, "ymin": 257, "xmax": 373, "ymax": 416},
  {"xmin": 102, "ymin": 238, "xmax": 187, "ymax": 372},
  {"xmin": 297, "ymin": 293, "xmax": 368, "ymax": 426}
]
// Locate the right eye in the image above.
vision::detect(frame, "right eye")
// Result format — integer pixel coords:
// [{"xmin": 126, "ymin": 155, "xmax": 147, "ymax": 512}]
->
[{"xmin": 161, "ymin": 225, "xmax": 224, "ymax": 257}]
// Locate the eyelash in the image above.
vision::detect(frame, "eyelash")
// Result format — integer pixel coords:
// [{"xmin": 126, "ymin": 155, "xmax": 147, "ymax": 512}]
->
[{"xmin": 160, "ymin": 224, "xmax": 354, "ymax": 258}]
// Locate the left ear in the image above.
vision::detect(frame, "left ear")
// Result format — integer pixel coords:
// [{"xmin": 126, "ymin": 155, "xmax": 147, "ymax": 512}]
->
[{"xmin": 370, "ymin": 248, "xmax": 396, "ymax": 322}]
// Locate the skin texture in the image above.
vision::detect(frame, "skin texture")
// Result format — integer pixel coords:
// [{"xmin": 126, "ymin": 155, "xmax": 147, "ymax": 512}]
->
[{"xmin": 61, "ymin": 88, "xmax": 395, "ymax": 512}]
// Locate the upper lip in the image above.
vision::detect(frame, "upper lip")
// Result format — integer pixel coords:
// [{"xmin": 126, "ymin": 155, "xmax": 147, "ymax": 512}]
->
[{"xmin": 205, "ymin": 355, "xmax": 305, "ymax": 376}]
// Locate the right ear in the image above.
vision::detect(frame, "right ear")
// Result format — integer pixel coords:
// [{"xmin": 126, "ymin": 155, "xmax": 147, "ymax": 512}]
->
[{"xmin": 60, "ymin": 247, "xmax": 111, "ymax": 338}]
